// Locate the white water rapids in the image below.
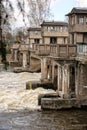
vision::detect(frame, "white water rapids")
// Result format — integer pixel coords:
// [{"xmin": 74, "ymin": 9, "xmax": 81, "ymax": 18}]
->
[{"xmin": 0, "ymin": 71, "xmax": 55, "ymax": 112}]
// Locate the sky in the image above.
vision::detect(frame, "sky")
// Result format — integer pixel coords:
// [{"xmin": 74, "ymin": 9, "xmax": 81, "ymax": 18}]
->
[
  {"xmin": 51, "ymin": 0, "xmax": 87, "ymax": 21},
  {"xmin": 10, "ymin": 0, "xmax": 87, "ymax": 29}
]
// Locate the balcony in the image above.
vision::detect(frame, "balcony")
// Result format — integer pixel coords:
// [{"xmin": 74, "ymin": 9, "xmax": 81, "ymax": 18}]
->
[
  {"xmin": 31, "ymin": 43, "xmax": 77, "ymax": 58},
  {"xmin": 69, "ymin": 24, "xmax": 87, "ymax": 32}
]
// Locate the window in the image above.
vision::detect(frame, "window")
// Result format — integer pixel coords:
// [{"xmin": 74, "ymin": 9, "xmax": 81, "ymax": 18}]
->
[
  {"xmin": 78, "ymin": 16, "xmax": 84, "ymax": 24},
  {"xmin": 46, "ymin": 26, "xmax": 50, "ymax": 31},
  {"xmin": 58, "ymin": 26, "xmax": 62, "ymax": 32},
  {"xmin": 77, "ymin": 44, "xmax": 83, "ymax": 53},
  {"xmin": 64, "ymin": 26, "xmax": 67, "ymax": 32},
  {"xmin": 51, "ymin": 26, "xmax": 56, "ymax": 31},
  {"xmin": 50, "ymin": 37, "xmax": 57, "ymax": 44},
  {"xmin": 77, "ymin": 44, "xmax": 87, "ymax": 55},
  {"xmin": 34, "ymin": 39, "xmax": 40, "ymax": 44}
]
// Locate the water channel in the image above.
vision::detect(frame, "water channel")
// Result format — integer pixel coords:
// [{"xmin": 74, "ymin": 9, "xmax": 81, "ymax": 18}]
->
[{"xmin": 0, "ymin": 71, "xmax": 87, "ymax": 130}]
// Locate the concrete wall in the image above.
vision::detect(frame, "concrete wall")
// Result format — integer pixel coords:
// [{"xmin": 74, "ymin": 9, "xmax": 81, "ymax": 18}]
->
[
  {"xmin": 28, "ymin": 30, "xmax": 42, "ymax": 45},
  {"xmin": 76, "ymin": 63, "xmax": 87, "ymax": 99},
  {"xmin": 76, "ymin": 33, "xmax": 83, "ymax": 43},
  {"xmin": 29, "ymin": 38, "xmax": 42, "ymax": 45},
  {"xmin": 40, "ymin": 57, "xmax": 76, "ymax": 98},
  {"xmin": 68, "ymin": 13, "xmax": 87, "ymax": 44},
  {"xmin": 43, "ymin": 37, "xmax": 68, "ymax": 44},
  {"xmin": 42, "ymin": 25, "xmax": 69, "ymax": 44}
]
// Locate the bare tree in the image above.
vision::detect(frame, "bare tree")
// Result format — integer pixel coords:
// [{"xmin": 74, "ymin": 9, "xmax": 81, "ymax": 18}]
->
[
  {"xmin": 0, "ymin": 0, "xmax": 52, "ymax": 64},
  {"xmin": 16, "ymin": 0, "xmax": 52, "ymax": 27},
  {"xmin": 27, "ymin": 0, "xmax": 52, "ymax": 27},
  {"xmin": 0, "ymin": 0, "xmax": 14, "ymax": 66}
]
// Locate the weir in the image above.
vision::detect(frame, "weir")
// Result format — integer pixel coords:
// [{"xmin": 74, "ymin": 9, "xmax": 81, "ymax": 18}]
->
[
  {"xmin": 10, "ymin": 42, "xmax": 87, "ymax": 109},
  {"xmin": 9, "ymin": 7, "xmax": 87, "ymax": 110}
]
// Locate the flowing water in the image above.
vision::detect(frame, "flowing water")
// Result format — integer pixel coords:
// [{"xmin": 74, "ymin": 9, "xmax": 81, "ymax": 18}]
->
[{"xmin": 0, "ymin": 71, "xmax": 87, "ymax": 130}]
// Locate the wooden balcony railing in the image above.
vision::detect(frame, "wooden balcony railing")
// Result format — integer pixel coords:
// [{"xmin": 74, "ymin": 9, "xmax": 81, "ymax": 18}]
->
[{"xmin": 31, "ymin": 43, "xmax": 77, "ymax": 58}]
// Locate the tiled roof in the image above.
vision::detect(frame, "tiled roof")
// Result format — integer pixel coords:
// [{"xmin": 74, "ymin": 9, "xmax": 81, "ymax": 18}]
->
[
  {"xmin": 66, "ymin": 7, "xmax": 87, "ymax": 16},
  {"xmin": 41, "ymin": 21, "xmax": 68, "ymax": 26}
]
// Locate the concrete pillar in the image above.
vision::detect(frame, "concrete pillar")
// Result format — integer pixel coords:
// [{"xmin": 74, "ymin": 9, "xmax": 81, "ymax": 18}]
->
[
  {"xmin": 65, "ymin": 38, "xmax": 68, "ymax": 44},
  {"xmin": 57, "ymin": 64, "xmax": 70, "ymax": 98},
  {"xmin": 57, "ymin": 65, "xmax": 62, "ymax": 91},
  {"xmin": 84, "ymin": 16, "xmax": 86, "ymax": 24},
  {"xmin": 11, "ymin": 49, "xmax": 14, "ymax": 61},
  {"xmin": 70, "ymin": 34, "xmax": 72, "ymax": 44},
  {"xmin": 62, "ymin": 64, "xmax": 70, "ymax": 98},
  {"xmin": 75, "ymin": 15, "xmax": 77, "ymax": 24},
  {"xmin": 62, "ymin": 66, "xmax": 65, "ymax": 95},
  {"xmin": 47, "ymin": 65, "xmax": 52, "ymax": 80},
  {"xmin": 14, "ymin": 50, "xmax": 18, "ymax": 62},
  {"xmin": 74, "ymin": 33, "xmax": 77, "ymax": 44},
  {"xmin": 75, "ymin": 63, "xmax": 80, "ymax": 98},
  {"xmin": 76, "ymin": 64, "xmax": 87, "ymax": 99},
  {"xmin": 22, "ymin": 52, "xmax": 27, "ymax": 68},
  {"xmin": 41, "ymin": 58, "xmax": 47, "ymax": 81},
  {"xmin": 52, "ymin": 62, "xmax": 55, "ymax": 83}
]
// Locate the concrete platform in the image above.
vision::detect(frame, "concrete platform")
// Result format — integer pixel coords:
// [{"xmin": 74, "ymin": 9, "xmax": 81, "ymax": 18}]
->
[
  {"xmin": 13, "ymin": 66, "xmax": 41, "ymax": 73},
  {"xmin": 41, "ymin": 98, "xmax": 87, "ymax": 110},
  {"xmin": 38, "ymin": 93, "xmax": 58, "ymax": 105},
  {"xmin": 26, "ymin": 81, "xmax": 54, "ymax": 90}
]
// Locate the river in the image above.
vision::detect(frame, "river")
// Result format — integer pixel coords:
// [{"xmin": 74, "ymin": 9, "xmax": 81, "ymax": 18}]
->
[{"xmin": 0, "ymin": 71, "xmax": 87, "ymax": 130}]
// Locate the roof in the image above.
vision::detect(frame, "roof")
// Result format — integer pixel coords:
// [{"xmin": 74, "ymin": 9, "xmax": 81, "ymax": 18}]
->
[
  {"xmin": 66, "ymin": 7, "xmax": 87, "ymax": 16},
  {"xmin": 41, "ymin": 21, "xmax": 68, "ymax": 26},
  {"xmin": 27, "ymin": 27, "xmax": 41, "ymax": 31}
]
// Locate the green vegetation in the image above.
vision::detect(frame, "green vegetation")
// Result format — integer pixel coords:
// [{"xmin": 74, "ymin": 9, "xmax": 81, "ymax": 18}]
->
[{"xmin": 0, "ymin": 40, "xmax": 8, "ymax": 69}]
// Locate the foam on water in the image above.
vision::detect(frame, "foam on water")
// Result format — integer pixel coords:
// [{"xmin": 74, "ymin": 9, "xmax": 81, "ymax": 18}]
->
[{"xmin": 0, "ymin": 71, "xmax": 55, "ymax": 112}]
